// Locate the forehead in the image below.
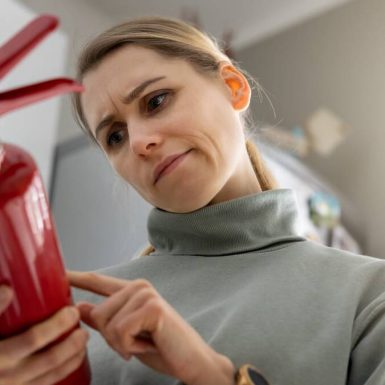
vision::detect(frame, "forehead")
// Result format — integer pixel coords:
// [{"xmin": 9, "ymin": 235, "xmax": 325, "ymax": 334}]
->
[
  {"xmin": 86, "ymin": 45, "xmax": 180, "ymax": 81},
  {"xmin": 81, "ymin": 45, "xmax": 202, "ymax": 127}
]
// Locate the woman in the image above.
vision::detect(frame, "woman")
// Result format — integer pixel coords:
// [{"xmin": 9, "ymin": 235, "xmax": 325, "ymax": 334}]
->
[{"xmin": 1, "ymin": 16, "xmax": 385, "ymax": 385}]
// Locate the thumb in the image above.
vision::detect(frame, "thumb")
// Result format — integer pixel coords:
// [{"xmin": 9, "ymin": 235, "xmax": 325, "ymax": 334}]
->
[
  {"xmin": 0, "ymin": 286, "xmax": 13, "ymax": 314},
  {"xmin": 75, "ymin": 301, "xmax": 98, "ymax": 330}
]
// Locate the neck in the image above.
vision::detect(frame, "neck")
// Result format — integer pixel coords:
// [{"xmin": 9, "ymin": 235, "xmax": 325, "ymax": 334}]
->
[{"xmin": 208, "ymin": 150, "xmax": 262, "ymax": 206}]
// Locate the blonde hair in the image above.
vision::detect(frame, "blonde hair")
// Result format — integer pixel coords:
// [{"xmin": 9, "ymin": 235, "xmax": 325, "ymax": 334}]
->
[{"xmin": 72, "ymin": 16, "xmax": 277, "ymax": 257}]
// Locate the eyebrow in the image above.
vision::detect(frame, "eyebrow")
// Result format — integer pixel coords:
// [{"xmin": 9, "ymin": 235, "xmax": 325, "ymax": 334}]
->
[{"xmin": 93, "ymin": 76, "xmax": 166, "ymax": 140}]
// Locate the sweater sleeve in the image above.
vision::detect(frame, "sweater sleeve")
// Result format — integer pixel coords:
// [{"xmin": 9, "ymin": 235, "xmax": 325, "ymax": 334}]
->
[{"xmin": 348, "ymin": 292, "xmax": 385, "ymax": 385}]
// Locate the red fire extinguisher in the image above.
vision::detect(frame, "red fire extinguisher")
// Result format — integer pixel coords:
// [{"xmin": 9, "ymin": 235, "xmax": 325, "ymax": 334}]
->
[{"xmin": 0, "ymin": 15, "xmax": 91, "ymax": 384}]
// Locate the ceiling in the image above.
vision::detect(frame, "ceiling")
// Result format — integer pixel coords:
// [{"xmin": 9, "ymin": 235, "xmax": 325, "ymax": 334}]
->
[{"xmin": 84, "ymin": 0, "xmax": 351, "ymax": 49}]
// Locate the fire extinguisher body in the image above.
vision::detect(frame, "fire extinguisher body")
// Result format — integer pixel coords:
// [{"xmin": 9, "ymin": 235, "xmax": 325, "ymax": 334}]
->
[{"xmin": 0, "ymin": 142, "xmax": 91, "ymax": 384}]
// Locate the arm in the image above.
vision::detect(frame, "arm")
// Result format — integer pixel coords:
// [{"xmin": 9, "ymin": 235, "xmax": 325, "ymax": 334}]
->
[{"xmin": 187, "ymin": 351, "xmax": 236, "ymax": 385}]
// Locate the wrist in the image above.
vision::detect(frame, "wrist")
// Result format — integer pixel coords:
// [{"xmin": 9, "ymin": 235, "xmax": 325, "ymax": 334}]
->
[{"xmin": 188, "ymin": 349, "xmax": 236, "ymax": 385}]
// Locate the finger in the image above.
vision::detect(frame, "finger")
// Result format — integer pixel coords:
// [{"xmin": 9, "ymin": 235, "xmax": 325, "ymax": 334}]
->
[
  {"xmin": 28, "ymin": 350, "xmax": 87, "ymax": 385},
  {"xmin": 118, "ymin": 286, "xmax": 156, "ymax": 317},
  {"xmin": 115, "ymin": 299, "xmax": 164, "ymax": 354},
  {"xmin": 67, "ymin": 270, "xmax": 127, "ymax": 296},
  {"xmin": 0, "ymin": 306, "xmax": 79, "ymax": 371},
  {"xmin": 75, "ymin": 300, "xmax": 133, "ymax": 359},
  {"xmin": 100, "ymin": 286, "xmax": 155, "ymax": 353},
  {"xmin": 90, "ymin": 280, "xmax": 151, "ymax": 332},
  {"xmin": 0, "ymin": 285, "xmax": 13, "ymax": 313},
  {"xmin": 105, "ymin": 287, "xmax": 155, "ymax": 345},
  {"xmin": 3, "ymin": 328, "xmax": 88, "ymax": 384},
  {"xmin": 76, "ymin": 302, "xmax": 98, "ymax": 330}
]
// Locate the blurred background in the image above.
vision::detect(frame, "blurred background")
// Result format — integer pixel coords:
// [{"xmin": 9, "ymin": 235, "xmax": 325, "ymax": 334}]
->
[{"xmin": 2, "ymin": 0, "xmax": 384, "ymax": 270}]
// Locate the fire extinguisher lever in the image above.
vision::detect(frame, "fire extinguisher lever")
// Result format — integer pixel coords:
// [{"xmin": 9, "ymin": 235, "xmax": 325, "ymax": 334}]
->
[
  {"xmin": 0, "ymin": 14, "xmax": 83, "ymax": 116},
  {"xmin": 0, "ymin": 78, "xmax": 83, "ymax": 116}
]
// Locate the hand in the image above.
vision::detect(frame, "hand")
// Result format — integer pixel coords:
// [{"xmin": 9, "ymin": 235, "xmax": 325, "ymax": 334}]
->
[
  {"xmin": 68, "ymin": 271, "xmax": 235, "ymax": 385},
  {"xmin": 0, "ymin": 285, "xmax": 89, "ymax": 385}
]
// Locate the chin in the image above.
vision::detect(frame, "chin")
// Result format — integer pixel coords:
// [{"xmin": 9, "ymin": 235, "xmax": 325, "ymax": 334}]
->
[{"xmin": 156, "ymin": 199, "xmax": 209, "ymax": 213}]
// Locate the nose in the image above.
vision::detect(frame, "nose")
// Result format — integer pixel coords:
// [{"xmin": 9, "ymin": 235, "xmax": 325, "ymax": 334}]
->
[{"xmin": 129, "ymin": 124, "xmax": 162, "ymax": 156}]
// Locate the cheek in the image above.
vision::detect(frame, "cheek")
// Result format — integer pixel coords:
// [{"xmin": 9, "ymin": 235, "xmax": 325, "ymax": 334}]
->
[
  {"xmin": 112, "ymin": 156, "xmax": 153, "ymax": 200},
  {"xmin": 197, "ymin": 98, "xmax": 237, "ymax": 145},
  {"xmin": 111, "ymin": 156, "xmax": 135, "ymax": 184}
]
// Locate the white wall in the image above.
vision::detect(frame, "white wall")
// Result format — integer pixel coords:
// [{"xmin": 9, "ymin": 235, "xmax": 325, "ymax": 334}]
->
[
  {"xmin": 237, "ymin": 0, "xmax": 385, "ymax": 257},
  {"xmin": 0, "ymin": 0, "xmax": 67, "ymax": 190}
]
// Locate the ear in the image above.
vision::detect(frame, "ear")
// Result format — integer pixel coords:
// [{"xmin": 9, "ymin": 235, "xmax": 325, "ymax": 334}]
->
[{"xmin": 219, "ymin": 63, "xmax": 251, "ymax": 111}]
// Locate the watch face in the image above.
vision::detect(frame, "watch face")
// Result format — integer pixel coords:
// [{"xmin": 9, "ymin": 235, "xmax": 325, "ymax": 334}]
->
[{"xmin": 248, "ymin": 367, "xmax": 270, "ymax": 385}]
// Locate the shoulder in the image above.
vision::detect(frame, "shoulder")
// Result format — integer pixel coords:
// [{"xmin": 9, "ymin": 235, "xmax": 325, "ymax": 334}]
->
[
  {"xmin": 289, "ymin": 238, "xmax": 384, "ymax": 266},
  {"xmin": 277, "ymin": 239, "xmax": 385, "ymax": 295}
]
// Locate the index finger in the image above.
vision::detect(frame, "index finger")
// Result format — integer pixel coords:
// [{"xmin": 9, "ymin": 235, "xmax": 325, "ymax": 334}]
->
[{"xmin": 67, "ymin": 271, "xmax": 127, "ymax": 296}]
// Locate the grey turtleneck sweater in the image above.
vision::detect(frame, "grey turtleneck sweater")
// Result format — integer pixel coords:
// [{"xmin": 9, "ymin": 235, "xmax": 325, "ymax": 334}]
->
[{"xmin": 74, "ymin": 189, "xmax": 385, "ymax": 385}]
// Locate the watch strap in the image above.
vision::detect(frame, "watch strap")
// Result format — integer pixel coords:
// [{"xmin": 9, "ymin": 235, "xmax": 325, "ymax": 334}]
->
[{"xmin": 235, "ymin": 364, "xmax": 271, "ymax": 385}]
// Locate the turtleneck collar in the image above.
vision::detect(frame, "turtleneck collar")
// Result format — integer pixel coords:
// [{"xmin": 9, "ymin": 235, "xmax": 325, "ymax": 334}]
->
[{"xmin": 147, "ymin": 188, "xmax": 305, "ymax": 256}]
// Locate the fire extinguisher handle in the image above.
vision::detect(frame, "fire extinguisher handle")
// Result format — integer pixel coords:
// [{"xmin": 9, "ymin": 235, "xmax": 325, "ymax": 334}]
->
[{"xmin": 0, "ymin": 15, "xmax": 58, "ymax": 81}]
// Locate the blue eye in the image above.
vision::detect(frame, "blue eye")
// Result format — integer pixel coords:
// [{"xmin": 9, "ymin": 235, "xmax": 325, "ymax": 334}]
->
[
  {"xmin": 147, "ymin": 92, "xmax": 168, "ymax": 112},
  {"xmin": 107, "ymin": 129, "xmax": 124, "ymax": 147}
]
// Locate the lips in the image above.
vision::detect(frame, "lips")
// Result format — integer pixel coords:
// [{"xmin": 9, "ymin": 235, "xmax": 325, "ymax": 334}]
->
[{"xmin": 153, "ymin": 149, "xmax": 191, "ymax": 184}]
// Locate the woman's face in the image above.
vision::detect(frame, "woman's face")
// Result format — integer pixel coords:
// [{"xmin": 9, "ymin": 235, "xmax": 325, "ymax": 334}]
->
[{"xmin": 81, "ymin": 45, "xmax": 260, "ymax": 212}]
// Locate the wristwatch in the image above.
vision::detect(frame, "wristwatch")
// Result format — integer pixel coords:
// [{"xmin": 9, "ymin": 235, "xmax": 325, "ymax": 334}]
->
[{"xmin": 235, "ymin": 364, "xmax": 271, "ymax": 385}]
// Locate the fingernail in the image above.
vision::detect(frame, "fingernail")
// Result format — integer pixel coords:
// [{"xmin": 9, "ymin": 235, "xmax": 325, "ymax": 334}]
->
[{"xmin": 0, "ymin": 286, "xmax": 11, "ymax": 301}]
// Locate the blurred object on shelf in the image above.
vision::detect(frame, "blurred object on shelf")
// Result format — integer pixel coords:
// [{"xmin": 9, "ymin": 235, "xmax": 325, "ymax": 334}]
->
[
  {"xmin": 305, "ymin": 107, "xmax": 350, "ymax": 156},
  {"xmin": 258, "ymin": 107, "xmax": 350, "ymax": 158},
  {"xmin": 308, "ymin": 191, "xmax": 341, "ymax": 228},
  {"xmin": 308, "ymin": 191, "xmax": 341, "ymax": 246}
]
